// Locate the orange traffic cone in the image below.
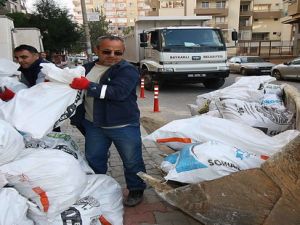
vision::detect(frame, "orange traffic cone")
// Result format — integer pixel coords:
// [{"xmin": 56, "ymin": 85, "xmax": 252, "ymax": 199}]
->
[
  {"xmin": 153, "ymin": 83, "xmax": 160, "ymax": 112},
  {"xmin": 140, "ymin": 78, "xmax": 145, "ymax": 98}
]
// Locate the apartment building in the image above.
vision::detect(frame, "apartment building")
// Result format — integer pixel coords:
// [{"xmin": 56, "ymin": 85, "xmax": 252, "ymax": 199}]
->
[
  {"xmin": 147, "ymin": 0, "xmax": 292, "ymax": 42},
  {"xmin": 281, "ymin": 0, "xmax": 300, "ymax": 55},
  {"xmin": 72, "ymin": 0, "xmax": 150, "ymax": 33},
  {"xmin": 0, "ymin": 0, "xmax": 26, "ymax": 14}
]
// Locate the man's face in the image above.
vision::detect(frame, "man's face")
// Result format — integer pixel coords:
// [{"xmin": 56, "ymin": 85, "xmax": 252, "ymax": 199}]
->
[
  {"xmin": 14, "ymin": 50, "xmax": 39, "ymax": 69},
  {"xmin": 40, "ymin": 52, "xmax": 47, "ymax": 59},
  {"xmin": 95, "ymin": 39, "xmax": 125, "ymax": 66}
]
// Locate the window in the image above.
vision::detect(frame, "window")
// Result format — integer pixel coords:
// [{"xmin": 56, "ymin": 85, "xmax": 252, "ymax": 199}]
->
[
  {"xmin": 253, "ymin": 4, "xmax": 270, "ymax": 11},
  {"xmin": 252, "ymin": 32, "xmax": 269, "ymax": 41},
  {"xmin": 240, "ymin": 4, "xmax": 249, "ymax": 12},
  {"xmin": 216, "ymin": 1, "xmax": 226, "ymax": 9},
  {"xmin": 215, "ymin": 17, "xmax": 225, "ymax": 23},
  {"xmin": 202, "ymin": 1, "xmax": 209, "ymax": 8}
]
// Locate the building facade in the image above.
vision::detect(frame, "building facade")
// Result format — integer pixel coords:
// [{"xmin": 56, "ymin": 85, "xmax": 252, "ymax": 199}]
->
[
  {"xmin": 0, "ymin": 0, "xmax": 26, "ymax": 14},
  {"xmin": 281, "ymin": 0, "xmax": 300, "ymax": 55},
  {"xmin": 72, "ymin": 0, "xmax": 150, "ymax": 33},
  {"xmin": 147, "ymin": 0, "xmax": 292, "ymax": 43}
]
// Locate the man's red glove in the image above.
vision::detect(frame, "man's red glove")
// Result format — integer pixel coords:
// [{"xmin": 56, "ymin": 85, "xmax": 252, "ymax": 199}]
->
[
  {"xmin": 0, "ymin": 87, "xmax": 15, "ymax": 101},
  {"xmin": 70, "ymin": 76, "xmax": 90, "ymax": 90}
]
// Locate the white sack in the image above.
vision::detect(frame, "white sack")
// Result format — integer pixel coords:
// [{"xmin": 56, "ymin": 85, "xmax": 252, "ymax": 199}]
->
[
  {"xmin": 24, "ymin": 132, "xmax": 94, "ymax": 174},
  {"xmin": 0, "ymin": 58, "xmax": 20, "ymax": 77},
  {"xmin": 29, "ymin": 174, "xmax": 123, "ymax": 225},
  {"xmin": 0, "ymin": 76, "xmax": 27, "ymax": 93},
  {"xmin": 144, "ymin": 115, "xmax": 300, "ymax": 155},
  {"xmin": 0, "ymin": 82, "xmax": 82, "ymax": 138},
  {"xmin": 0, "ymin": 119, "xmax": 24, "ymax": 167},
  {"xmin": 0, "ymin": 188, "xmax": 34, "ymax": 225},
  {"xmin": 261, "ymin": 94, "xmax": 285, "ymax": 109},
  {"xmin": 196, "ymin": 76, "xmax": 273, "ymax": 104},
  {"xmin": 262, "ymin": 83, "xmax": 283, "ymax": 97},
  {"xmin": 161, "ymin": 141, "xmax": 267, "ymax": 184},
  {"xmin": 0, "ymin": 150, "xmax": 87, "ymax": 218},
  {"xmin": 216, "ymin": 98, "xmax": 294, "ymax": 135},
  {"xmin": 41, "ymin": 63, "xmax": 85, "ymax": 84}
]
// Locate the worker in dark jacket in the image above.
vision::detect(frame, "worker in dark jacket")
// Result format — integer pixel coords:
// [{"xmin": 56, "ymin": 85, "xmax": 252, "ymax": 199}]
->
[
  {"xmin": 0, "ymin": 45, "xmax": 47, "ymax": 101},
  {"xmin": 0, "ymin": 45, "xmax": 61, "ymax": 132},
  {"xmin": 70, "ymin": 35, "xmax": 146, "ymax": 207}
]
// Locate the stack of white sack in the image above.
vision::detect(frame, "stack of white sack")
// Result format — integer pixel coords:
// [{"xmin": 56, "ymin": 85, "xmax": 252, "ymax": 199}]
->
[
  {"xmin": 23, "ymin": 132, "xmax": 94, "ymax": 174},
  {"xmin": 143, "ymin": 115, "xmax": 299, "ymax": 155},
  {"xmin": 160, "ymin": 141, "xmax": 268, "ymax": 184},
  {"xmin": 0, "ymin": 188, "xmax": 34, "ymax": 225},
  {"xmin": 0, "ymin": 121, "xmax": 124, "ymax": 225},
  {"xmin": 187, "ymin": 76, "xmax": 275, "ymax": 116},
  {"xmin": 215, "ymin": 98, "xmax": 294, "ymax": 136},
  {"xmin": 144, "ymin": 115, "xmax": 299, "ymax": 183},
  {"xmin": 0, "ymin": 64, "xmax": 85, "ymax": 138},
  {"xmin": 187, "ymin": 76, "xmax": 295, "ymax": 136},
  {"xmin": 0, "ymin": 149, "xmax": 88, "ymax": 218},
  {"xmin": 28, "ymin": 174, "xmax": 124, "ymax": 225}
]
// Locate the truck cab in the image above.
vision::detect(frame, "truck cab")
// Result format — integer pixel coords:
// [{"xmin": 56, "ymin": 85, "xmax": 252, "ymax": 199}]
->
[
  {"xmin": 140, "ymin": 27, "xmax": 231, "ymax": 90},
  {"xmin": 123, "ymin": 16, "xmax": 238, "ymax": 90}
]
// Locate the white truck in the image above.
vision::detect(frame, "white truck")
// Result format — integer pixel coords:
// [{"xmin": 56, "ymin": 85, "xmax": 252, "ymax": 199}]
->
[
  {"xmin": 124, "ymin": 16, "xmax": 237, "ymax": 90},
  {"xmin": 0, "ymin": 15, "xmax": 44, "ymax": 61}
]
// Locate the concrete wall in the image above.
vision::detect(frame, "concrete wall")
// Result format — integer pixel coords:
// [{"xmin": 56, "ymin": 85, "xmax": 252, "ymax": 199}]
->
[
  {"xmin": 0, "ymin": 16, "xmax": 14, "ymax": 60},
  {"xmin": 14, "ymin": 28, "xmax": 44, "ymax": 52}
]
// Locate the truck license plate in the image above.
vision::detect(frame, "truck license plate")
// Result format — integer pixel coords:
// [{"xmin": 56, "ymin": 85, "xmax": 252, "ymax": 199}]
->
[{"xmin": 188, "ymin": 74, "xmax": 206, "ymax": 77}]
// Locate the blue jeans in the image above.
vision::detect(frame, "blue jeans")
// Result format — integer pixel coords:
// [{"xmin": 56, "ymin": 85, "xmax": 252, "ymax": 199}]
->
[{"xmin": 82, "ymin": 119, "xmax": 146, "ymax": 190}]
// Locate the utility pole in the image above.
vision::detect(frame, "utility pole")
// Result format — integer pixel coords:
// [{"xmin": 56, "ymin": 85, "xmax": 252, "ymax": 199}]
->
[{"xmin": 80, "ymin": 0, "xmax": 93, "ymax": 61}]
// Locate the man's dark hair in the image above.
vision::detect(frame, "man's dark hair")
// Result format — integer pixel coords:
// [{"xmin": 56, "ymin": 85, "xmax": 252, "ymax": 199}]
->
[
  {"xmin": 14, "ymin": 45, "xmax": 39, "ymax": 54},
  {"xmin": 96, "ymin": 35, "xmax": 124, "ymax": 48}
]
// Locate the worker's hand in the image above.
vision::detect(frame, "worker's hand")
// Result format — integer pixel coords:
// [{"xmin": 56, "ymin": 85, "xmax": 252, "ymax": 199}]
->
[
  {"xmin": 70, "ymin": 76, "xmax": 90, "ymax": 90},
  {"xmin": 0, "ymin": 87, "xmax": 15, "ymax": 101}
]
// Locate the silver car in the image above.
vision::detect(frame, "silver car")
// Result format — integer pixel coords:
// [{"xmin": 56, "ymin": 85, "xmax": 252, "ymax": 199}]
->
[
  {"xmin": 271, "ymin": 57, "xmax": 300, "ymax": 80},
  {"xmin": 228, "ymin": 56, "xmax": 275, "ymax": 76}
]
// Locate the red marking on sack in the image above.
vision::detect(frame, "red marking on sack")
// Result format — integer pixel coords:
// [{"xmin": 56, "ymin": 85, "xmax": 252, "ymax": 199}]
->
[
  {"xmin": 32, "ymin": 187, "xmax": 49, "ymax": 212},
  {"xmin": 260, "ymin": 155, "xmax": 269, "ymax": 160},
  {"xmin": 99, "ymin": 215, "xmax": 112, "ymax": 225},
  {"xmin": 157, "ymin": 137, "xmax": 192, "ymax": 143}
]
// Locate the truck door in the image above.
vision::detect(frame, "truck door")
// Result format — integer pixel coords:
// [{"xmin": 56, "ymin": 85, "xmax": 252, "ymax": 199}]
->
[{"xmin": 148, "ymin": 31, "xmax": 160, "ymax": 59}]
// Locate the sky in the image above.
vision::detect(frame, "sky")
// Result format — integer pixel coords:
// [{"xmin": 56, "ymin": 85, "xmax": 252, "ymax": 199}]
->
[{"xmin": 26, "ymin": 0, "xmax": 74, "ymax": 13}]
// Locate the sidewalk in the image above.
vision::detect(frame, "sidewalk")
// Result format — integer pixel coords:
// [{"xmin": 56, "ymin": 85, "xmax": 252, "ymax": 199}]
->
[{"xmin": 61, "ymin": 123, "xmax": 203, "ymax": 225}]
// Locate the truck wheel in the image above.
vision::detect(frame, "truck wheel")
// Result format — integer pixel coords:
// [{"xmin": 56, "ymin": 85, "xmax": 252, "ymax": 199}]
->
[
  {"xmin": 203, "ymin": 78, "xmax": 225, "ymax": 89},
  {"xmin": 141, "ymin": 69, "xmax": 155, "ymax": 91}
]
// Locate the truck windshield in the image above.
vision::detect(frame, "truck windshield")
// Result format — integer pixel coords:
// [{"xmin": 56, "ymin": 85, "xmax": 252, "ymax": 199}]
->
[{"xmin": 161, "ymin": 28, "xmax": 226, "ymax": 52}]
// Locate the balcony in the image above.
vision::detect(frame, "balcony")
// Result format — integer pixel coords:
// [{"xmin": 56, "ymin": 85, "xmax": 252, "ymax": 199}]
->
[
  {"xmin": 287, "ymin": 1, "xmax": 300, "ymax": 16},
  {"xmin": 194, "ymin": 7, "xmax": 228, "ymax": 16},
  {"xmin": 240, "ymin": 10, "xmax": 253, "ymax": 16},
  {"xmin": 253, "ymin": 10, "xmax": 282, "ymax": 19},
  {"xmin": 239, "ymin": 24, "xmax": 252, "ymax": 30}
]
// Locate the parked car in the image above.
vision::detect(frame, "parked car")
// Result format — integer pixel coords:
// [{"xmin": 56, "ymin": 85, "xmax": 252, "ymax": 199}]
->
[
  {"xmin": 228, "ymin": 56, "xmax": 275, "ymax": 76},
  {"xmin": 271, "ymin": 57, "xmax": 300, "ymax": 80}
]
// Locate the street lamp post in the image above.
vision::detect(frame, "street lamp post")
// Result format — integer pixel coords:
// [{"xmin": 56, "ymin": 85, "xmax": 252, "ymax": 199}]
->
[{"xmin": 80, "ymin": 0, "xmax": 93, "ymax": 61}]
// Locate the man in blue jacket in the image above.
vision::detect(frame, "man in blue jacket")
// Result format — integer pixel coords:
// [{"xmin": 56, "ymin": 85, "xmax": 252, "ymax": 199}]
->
[
  {"xmin": 0, "ymin": 45, "xmax": 48, "ymax": 101},
  {"xmin": 70, "ymin": 35, "xmax": 146, "ymax": 207}
]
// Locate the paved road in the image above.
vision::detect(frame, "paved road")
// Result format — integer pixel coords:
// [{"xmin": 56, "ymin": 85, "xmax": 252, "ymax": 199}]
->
[{"xmin": 138, "ymin": 74, "xmax": 300, "ymax": 123}]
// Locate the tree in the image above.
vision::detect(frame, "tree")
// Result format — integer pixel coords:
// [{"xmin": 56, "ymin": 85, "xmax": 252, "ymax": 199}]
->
[
  {"xmin": 33, "ymin": 0, "xmax": 81, "ymax": 53},
  {"xmin": 0, "ymin": 0, "xmax": 7, "ymax": 7},
  {"xmin": 7, "ymin": 0, "xmax": 82, "ymax": 54}
]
